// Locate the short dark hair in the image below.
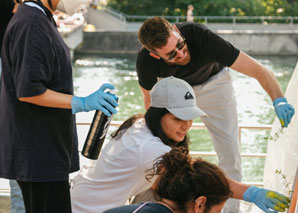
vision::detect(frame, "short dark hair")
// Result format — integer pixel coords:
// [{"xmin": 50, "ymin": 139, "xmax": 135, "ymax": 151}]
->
[
  {"xmin": 150, "ymin": 147, "xmax": 232, "ymax": 212},
  {"xmin": 138, "ymin": 16, "xmax": 175, "ymax": 52}
]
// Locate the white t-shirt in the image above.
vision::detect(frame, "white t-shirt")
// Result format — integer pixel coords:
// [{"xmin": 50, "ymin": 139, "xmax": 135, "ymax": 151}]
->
[{"xmin": 71, "ymin": 118, "xmax": 171, "ymax": 213}]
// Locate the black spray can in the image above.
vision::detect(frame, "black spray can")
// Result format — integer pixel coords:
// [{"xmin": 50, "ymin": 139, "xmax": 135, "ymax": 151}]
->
[{"xmin": 82, "ymin": 91, "xmax": 116, "ymax": 159}]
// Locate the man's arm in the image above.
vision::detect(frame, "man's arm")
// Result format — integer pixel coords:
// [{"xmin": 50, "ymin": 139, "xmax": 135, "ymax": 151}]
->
[
  {"xmin": 230, "ymin": 51, "xmax": 283, "ymax": 101},
  {"xmin": 140, "ymin": 85, "xmax": 151, "ymax": 110},
  {"xmin": 228, "ymin": 178, "xmax": 249, "ymax": 199},
  {"xmin": 230, "ymin": 51, "xmax": 295, "ymax": 127},
  {"xmin": 229, "ymin": 178, "xmax": 290, "ymax": 212}
]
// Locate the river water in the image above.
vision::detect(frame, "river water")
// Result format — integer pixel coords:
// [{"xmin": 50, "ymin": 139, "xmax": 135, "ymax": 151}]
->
[
  {"xmin": 73, "ymin": 53, "xmax": 297, "ymax": 183},
  {"xmin": 0, "ymin": 54, "xmax": 296, "ymax": 192}
]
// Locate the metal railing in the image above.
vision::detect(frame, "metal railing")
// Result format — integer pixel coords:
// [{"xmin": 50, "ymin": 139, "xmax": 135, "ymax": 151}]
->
[
  {"xmin": 124, "ymin": 15, "xmax": 298, "ymax": 25},
  {"xmin": 77, "ymin": 121, "xmax": 271, "ymax": 186},
  {"xmin": 94, "ymin": 3, "xmax": 298, "ymax": 25},
  {"xmin": 77, "ymin": 121, "xmax": 271, "ymax": 158},
  {"xmin": 0, "ymin": 121, "xmax": 270, "ymax": 195}
]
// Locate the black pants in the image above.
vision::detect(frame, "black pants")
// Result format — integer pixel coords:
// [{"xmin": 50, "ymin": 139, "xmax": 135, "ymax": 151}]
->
[{"xmin": 17, "ymin": 181, "xmax": 71, "ymax": 213}]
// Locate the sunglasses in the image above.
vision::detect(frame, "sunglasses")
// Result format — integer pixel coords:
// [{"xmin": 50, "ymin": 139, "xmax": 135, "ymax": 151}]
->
[{"xmin": 167, "ymin": 36, "xmax": 186, "ymax": 61}]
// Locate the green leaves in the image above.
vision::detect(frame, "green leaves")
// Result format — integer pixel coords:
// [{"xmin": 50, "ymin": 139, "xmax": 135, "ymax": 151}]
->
[{"xmin": 107, "ymin": 0, "xmax": 298, "ymax": 17}]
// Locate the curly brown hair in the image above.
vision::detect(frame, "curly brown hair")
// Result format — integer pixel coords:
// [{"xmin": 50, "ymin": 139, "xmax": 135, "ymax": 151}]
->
[
  {"xmin": 148, "ymin": 147, "xmax": 232, "ymax": 212},
  {"xmin": 138, "ymin": 16, "xmax": 175, "ymax": 52}
]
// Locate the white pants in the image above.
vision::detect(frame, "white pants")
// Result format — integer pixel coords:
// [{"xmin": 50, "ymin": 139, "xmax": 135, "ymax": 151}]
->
[{"xmin": 193, "ymin": 68, "xmax": 241, "ymax": 213}]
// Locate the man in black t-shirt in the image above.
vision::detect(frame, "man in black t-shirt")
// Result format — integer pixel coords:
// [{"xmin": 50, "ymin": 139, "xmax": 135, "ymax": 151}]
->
[{"xmin": 136, "ymin": 17, "xmax": 295, "ymax": 213}]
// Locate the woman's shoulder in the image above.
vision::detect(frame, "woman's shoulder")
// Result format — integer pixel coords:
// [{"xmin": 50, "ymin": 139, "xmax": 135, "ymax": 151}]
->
[
  {"xmin": 130, "ymin": 118, "xmax": 151, "ymax": 136},
  {"xmin": 123, "ymin": 118, "xmax": 169, "ymax": 148}
]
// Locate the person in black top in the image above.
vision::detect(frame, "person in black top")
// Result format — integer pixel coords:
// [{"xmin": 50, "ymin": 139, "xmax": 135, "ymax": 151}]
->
[
  {"xmin": 105, "ymin": 148, "xmax": 231, "ymax": 213},
  {"xmin": 0, "ymin": 1, "xmax": 25, "ymax": 212},
  {"xmin": 136, "ymin": 17, "xmax": 295, "ymax": 213},
  {"xmin": 0, "ymin": 0, "xmax": 118, "ymax": 212},
  {"xmin": 105, "ymin": 147, "xmax": 290, "ymax": 213}
]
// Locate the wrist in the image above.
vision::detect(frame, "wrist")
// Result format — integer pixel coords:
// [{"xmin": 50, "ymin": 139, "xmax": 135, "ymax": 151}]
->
[
  {"xmin": 273, "ymin": 97, "xmax": 287, "ymax": 107},
  {"xmin": 71, "ymin": 96, "xmax": 85, "ymax": 114},
  {"xmin": 243, "ymin": 186, "xmax": 258, "ymax": 202}
]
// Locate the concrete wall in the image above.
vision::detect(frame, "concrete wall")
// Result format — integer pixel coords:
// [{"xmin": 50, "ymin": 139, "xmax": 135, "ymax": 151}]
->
[
  {"xmin": 219, "ymin": 30, "xmax": 298, "ymax": 55},
  {"xmin": 76, "ymin": 30, "xmax": 298, "ymax": 55},
  {"xmin": 77, "ymin": 31, "xmax": 142, "ymax": 54},
  {"xmin": 86, "ymin": 7, "xmax": 126, "ymax": 31}
]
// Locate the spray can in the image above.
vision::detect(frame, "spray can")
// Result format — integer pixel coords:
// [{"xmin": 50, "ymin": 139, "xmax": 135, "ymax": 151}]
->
[{"xmin": 81, "ymin": 90, "xmax": 117, "ymax": 159}]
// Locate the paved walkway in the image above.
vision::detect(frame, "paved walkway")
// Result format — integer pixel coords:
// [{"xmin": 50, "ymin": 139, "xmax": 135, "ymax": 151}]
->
[{"xmin": 0, "ymin": 196, "xmax": 10, "ymax": 213}]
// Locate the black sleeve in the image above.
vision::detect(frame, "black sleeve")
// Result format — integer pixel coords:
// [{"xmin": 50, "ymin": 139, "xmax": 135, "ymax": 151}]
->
[
  {"xmin": 191, "ymin": 24, "xmax": 240, "ymax": 67},
  {"xmin": 9, "ymin": 16, "xmax": 54, "ymax": 98},
  {"xmin": 136, "ymin": 48, "xmax": 159, "ymax": 90}
]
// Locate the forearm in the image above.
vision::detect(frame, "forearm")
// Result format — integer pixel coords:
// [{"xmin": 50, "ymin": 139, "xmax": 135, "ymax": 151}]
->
[
  {"xmin": 19, "ymin": 89, "xmax": 73, "ymax": 109},
  {"xmin": 139, "ymin": 85, "xmax": 151, "ymax": 110},
  {"xmin": 231, "ymin": 51, "xmax": 284, "ymax": 101},
  {"xmin": 144, "ymin": 97, "xmax": 151, "ymax": 110},
  {"xmin": 228, "ymin": 178, "xmax": 249, "ymax": 200},
  {"xmin": 253, "ymin": 65, "xmax": 283, "ymax": 101}
]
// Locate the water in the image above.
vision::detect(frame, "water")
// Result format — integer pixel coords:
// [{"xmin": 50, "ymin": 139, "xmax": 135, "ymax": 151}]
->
[
  {"xmin": 0, "ymin": 54, "xmax": 296, "ymax": 192},
  {"xmin": 73, "ymin": 53, "xmax": 297, "ymax": 183}
]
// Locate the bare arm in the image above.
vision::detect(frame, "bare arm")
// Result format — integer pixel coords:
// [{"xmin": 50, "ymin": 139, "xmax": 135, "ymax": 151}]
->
[
  {"xmin": 19, "ymin": 89, "xmax": 73, "ymax": 109},
  {"xmin": 230, "ymin": 51, "xmax": 283, "ymax": 101},
  {"xmin": 140, "ymin": 85, "xmax": 151, "ymax": 110},
  {"xmin": 228, "ymin": 178, "xmax": 249, "ymax": 199}
]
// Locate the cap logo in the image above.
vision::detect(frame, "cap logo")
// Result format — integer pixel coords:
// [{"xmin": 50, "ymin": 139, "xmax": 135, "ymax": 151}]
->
[{"xmin": 184, "ymin": 92, "xmax": 194, "ymax": 100}]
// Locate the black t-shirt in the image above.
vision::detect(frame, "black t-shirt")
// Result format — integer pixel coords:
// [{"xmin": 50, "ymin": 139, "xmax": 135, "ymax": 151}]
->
[
  {"xmin": 0, "ymin": 0, "xmax": 14, "ymax": 52},
  {"xmin": 104, "ymin": 202, "xmax": 173, "ymax": 213},
  {"xmin": 136, "ymin": 22, "xmax": 240, "ymax": 90},
  {"xmin": 0, "ymin": 3, "xmax": 79, "ymax": 182}
]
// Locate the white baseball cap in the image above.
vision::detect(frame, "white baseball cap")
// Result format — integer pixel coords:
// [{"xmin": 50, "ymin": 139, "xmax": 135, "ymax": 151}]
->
[{"xmin": 150, "ymin": 76, "xmax": 207, "ymax": 120}]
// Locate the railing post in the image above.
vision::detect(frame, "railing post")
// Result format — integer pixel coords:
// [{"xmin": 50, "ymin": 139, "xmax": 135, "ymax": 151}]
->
[
  {"xmin": 261, "ymin": 17, "xmax": 265, "ymax": 25},
  {"xmin": 204, "ymin": 17, "xmax": 208, "ymax": 25},
  {"xmin": 233, "ymin": 16, "xmax": 236, "ymax": 26}
]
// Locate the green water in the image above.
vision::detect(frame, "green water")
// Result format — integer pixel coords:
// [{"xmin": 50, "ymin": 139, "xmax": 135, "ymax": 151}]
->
[{"xmin": 73, "ymin": 53, "xmax": 298, "ymax": 182}]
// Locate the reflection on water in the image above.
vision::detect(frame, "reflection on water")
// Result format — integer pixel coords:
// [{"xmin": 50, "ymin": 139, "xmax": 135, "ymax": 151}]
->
[{"xmin": 73, "ymin": 53, "xmax": 298, "ymax": 182}]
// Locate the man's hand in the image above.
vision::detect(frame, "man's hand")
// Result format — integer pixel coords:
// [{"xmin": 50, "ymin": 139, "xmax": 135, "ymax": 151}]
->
[
  {"xmin": 71, "ymin": 83, "xmax": 118, "ymax": 116},
  {"xmin": 243, "ymin": 186, "xmax": 290, "ymax": 213},
  {"xmin": 273, "ymin": 97, "xmax": 295, "ymax": 128}
]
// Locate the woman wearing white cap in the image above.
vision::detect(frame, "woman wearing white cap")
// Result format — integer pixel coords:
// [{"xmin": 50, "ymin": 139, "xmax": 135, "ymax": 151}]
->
[{"xmin": 71, "ymin": 77, "xmax": 290, "ymax": 213}]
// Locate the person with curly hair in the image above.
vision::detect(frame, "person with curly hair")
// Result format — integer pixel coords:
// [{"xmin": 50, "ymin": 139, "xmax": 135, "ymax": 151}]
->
[
  {"xmin": 105, "ymin": 147, "xmax": 231, "ymax": 213},
  {"xmin": 71, "ymin": 77, "xmax": 290, "ymax": 213}
]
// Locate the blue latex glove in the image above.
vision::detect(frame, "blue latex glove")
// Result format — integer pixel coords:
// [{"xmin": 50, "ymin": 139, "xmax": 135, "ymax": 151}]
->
[
  {"xmin": 71, "ymin": 83, "xmax": 118, "ymax": 116},
  {"xmin": 273, "ymin": 97, "xmax": 295, "ymax": 128},
  {"xmin": 243, "ymin": 186, "xmax": 290, "ymax": 213}
]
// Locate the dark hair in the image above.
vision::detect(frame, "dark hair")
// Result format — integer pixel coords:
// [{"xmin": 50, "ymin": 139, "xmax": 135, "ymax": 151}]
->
[
  {"xmin": 138, "ymin": 16, "xmax": 175, "ymax": 52},
  {"xmin": 145, "ymin": 107, "xmax": 189, "ymax": 150},
  {"xmin": 111, "ymin": 107, "xmax": 189, "ymax": 150},
  {"xmin": 148, "ymin": 147, "xmax": 232, "ymax": 212}
]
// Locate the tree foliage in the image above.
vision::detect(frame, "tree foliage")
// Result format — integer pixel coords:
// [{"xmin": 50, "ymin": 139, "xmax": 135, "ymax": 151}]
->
[{"xmin": 107, "ymin": 0, "xmax": 298, "ymax": 16}]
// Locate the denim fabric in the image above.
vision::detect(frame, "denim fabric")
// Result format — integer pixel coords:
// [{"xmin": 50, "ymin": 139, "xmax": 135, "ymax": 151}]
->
[{"xmin": 9, "ymin": 180, "xmax": 25, "ymax": 213}]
